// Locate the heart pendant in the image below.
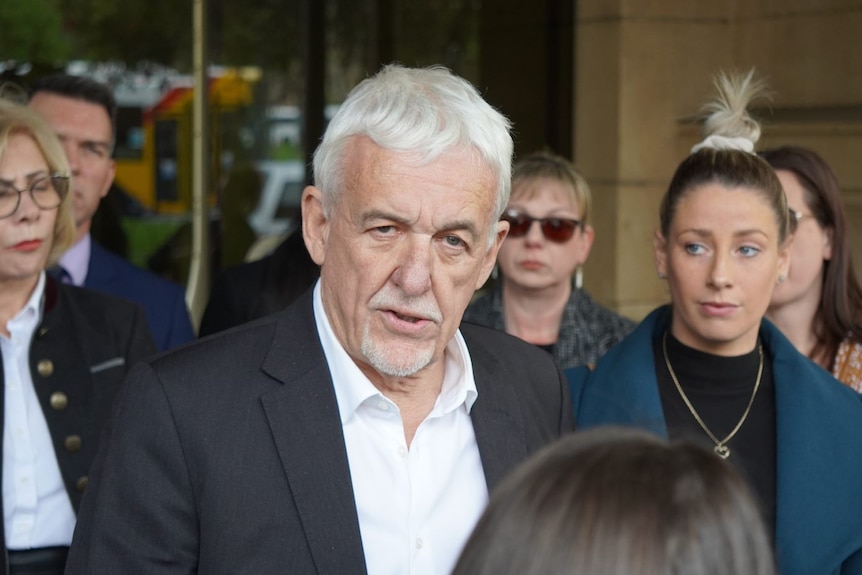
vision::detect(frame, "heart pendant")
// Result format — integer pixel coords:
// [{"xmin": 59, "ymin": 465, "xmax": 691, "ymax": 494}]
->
[{"xmin": 714, "ymin": 445, "xmax": 730, "ymax": 459}]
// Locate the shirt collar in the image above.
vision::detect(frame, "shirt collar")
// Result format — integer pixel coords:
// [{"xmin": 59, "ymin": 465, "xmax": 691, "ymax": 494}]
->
[
  {"xmin": 312, "ymin": 280, "xmax": 478, "ymax": 424},
  {"xmin": 5, "ymin": 272, "xmax": 46, "ymax": 336},
  {"xmin": 57, "ymin": 233, "xmax": 91, "ymax": 286}
]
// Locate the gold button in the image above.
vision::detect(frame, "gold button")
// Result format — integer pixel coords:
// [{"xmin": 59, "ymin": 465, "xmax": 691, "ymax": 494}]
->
[
  {"xmin": 50, "ymin": 392, "xmax": 68, "ymax": 410},
  {"xmin": 65, "ymin": 435, "xmax": 82, "ymax": 453},
  {"xmin": 75, "ymin": 476, "xmax": 88, "ymax": 492},
  {"xmin": 37, "ymin": 359, "xmax": 54, "ymax": 377}
]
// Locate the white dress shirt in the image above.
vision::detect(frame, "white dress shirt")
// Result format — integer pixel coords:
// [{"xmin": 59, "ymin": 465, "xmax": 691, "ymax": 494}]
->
[
  {"xmin": 2, "ymin": 272, "xmax": 77, "ymax": 549},
  {"xmin": 313, "ymin": 282, "xmax": 488, "ymax": 575}
]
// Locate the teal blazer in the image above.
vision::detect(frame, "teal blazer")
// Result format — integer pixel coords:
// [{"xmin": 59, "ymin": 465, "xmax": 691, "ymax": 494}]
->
[{"xmin": 567, "ymin": 306, "xmax": 862, "ymax": 575}]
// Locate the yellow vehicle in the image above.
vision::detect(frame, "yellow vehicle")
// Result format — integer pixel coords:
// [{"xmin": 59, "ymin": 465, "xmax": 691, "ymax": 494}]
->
[{"xmin": 112, "ymin": 66, "xmax": 260, "ymax": 214}]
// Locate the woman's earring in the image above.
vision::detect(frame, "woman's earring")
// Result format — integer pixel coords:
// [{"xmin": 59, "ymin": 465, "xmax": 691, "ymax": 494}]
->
[
  {"xmin": 657, "ymin": 272, "xmax": 667, "ymax": 280},
  {"xmin": 491, "ymin": 265, "xmax": 499, "ymax": 280},
  {"xmin": 777, "ymin": 274, "xmax": 787, "ymax": 284},
  {"xmin": 574, "ymin": 267, "xmax": 584, "ymax": 290}
]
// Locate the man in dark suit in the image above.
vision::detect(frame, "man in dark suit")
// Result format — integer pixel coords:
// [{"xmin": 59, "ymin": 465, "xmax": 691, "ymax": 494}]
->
[
  {"xmin": 28, "ymin": 75, "xmax": 195, "ymax": 351},
  {"xmin": 66, "ymin": 64, "xmax": 573, "ymax": 575}
]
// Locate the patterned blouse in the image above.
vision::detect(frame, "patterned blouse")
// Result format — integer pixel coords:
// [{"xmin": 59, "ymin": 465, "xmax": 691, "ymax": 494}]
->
[
  {"xmin": 832, "ymin": 338, "xmax": 862, "ymax": 393},
  {"xmin": 463, "ymin": 283, "xmax": 636, "ymax": 370}
]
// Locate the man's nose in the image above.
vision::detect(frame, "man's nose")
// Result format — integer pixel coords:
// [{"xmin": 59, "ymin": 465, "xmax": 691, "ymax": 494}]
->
[
  {"xmin": 393, "ymin": 238, "xmax": 433, "ymax": 296},
  {"xmin": 62, "ymin": 141, "xmax": 80, "ymax": 174}
]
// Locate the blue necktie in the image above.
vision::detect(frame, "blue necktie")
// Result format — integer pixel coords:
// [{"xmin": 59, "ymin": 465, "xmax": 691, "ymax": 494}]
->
[{"xmin": 47, "ymin": 265, "xmax": 73, "ymax": 284}]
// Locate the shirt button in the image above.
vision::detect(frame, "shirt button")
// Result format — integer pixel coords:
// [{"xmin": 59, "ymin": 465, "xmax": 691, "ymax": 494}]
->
[
  {"xmin": 416, "ymin": 538, "xmax": 424, "ymax": 549},
  {"xmin": 377, "ymin": 400, "xmax": 389, "ymax": 411},
  {"xmin": 398, "ymin": 446, "xmax": 408, "ymax": 458}
]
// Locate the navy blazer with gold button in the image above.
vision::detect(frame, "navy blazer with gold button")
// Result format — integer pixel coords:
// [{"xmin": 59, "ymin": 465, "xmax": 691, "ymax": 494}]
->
[{"xmin": 0, "ymin": 276, "xmax": 156, "ymax": 567}]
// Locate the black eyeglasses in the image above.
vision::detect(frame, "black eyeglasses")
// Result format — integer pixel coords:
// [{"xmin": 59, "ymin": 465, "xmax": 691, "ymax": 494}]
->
[
  {"xmin": 501, "ymin": 210, "xmax": 581, "ymax": 243},
  {"xmin": 0, "ymin": 174, "xmax": 69, "ymax": 219}
]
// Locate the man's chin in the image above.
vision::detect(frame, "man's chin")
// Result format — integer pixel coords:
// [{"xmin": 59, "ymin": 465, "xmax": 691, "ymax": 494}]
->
[{"xmin": 361, "ymin": 339, "xmax": 436, "ymax": 378}]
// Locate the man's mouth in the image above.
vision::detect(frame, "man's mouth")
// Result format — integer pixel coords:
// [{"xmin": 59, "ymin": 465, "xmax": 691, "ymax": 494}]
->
[{"xmin": 394, "ymin": 311, "xmax": 423, "ymax": 323}]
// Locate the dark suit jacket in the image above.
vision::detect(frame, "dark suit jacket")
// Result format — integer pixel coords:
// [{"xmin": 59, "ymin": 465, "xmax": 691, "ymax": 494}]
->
[
  {"xmin": 0, "ymin": 278, "xmax": 156, "ymax": 571},
  {"xmin": 199, "ymin": 230, "xmax": 320, "ymax": 337},
  {"xmin": 567, "ymin": 306, "xmax": 862, "ymax": 575},
  {"xmin": 66, "ymin": 290, "xmax": 573, "ymax": 574},
  {"xmin": 86, "ymin": 241, "xmax": 195, "ymax": 351}
]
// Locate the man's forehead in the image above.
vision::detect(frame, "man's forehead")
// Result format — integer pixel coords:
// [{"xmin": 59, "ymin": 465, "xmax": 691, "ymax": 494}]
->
[{"xmin": 29, "ymin": 93, "xmax": 112, "ymax": 135}]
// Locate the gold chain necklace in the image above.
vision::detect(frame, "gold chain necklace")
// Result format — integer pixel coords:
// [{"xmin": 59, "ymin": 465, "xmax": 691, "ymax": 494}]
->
[{"xmin": 661, "ymin": 331, "xmax": 763, "ymax": 459}]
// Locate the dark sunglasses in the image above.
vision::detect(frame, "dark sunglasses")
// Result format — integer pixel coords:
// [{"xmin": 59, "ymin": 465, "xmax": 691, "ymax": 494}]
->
[{"xmin": 501, "ymin": 210, "xmax": 581, "ymax": 243}]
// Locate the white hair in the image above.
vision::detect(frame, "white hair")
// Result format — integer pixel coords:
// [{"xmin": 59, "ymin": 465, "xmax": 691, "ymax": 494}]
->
[{"xmin": 313, "ymin": 64, "xmax": 513, "ymax": 240}]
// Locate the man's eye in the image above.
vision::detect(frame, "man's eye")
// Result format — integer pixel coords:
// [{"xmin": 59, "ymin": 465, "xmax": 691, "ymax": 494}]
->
[
  {"xmin": 0, "ymin": 185, "xmax": 16, "ymax": 198},
  {"xmin": 444, "ymin": 235, "xmax": 465, "ymax": 248},
  {"xmin": 83, "ymin": 144, "xmax": 105, "ymax": 157}
]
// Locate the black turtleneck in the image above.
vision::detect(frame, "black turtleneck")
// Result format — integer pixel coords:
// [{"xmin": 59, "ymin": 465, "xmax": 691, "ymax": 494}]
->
[{"xmin": 653, "ymin": 330, "xmax": 777, "ymax": 538}]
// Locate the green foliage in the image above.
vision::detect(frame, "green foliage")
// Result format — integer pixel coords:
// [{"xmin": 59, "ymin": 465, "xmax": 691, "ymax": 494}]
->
[
  {"xmin": 214, "ymin": 0, "xmax": 301, "ymax": 69},
  {"xmin": 58, "ymin": 0, "xmax": 304, "ymax": 70},
  {"xmin": 60, "ymin": 0, "xmax": 192, "ymax": 66},
  {"xmin": 121, "ymin": 216, "xmax": 187, "ymax": 268},
  {"xmin": 0, "ymin": 0, "xmax": 69, "ymax": 64}
]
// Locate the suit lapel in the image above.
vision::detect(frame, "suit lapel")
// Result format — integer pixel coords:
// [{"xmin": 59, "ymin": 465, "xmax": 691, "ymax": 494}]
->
[
  {"xmin": 84, "ymin": 242, "xmax": 118, "ymax": 289},
  {"xmin": 468, "ymin": 342, "xmax": 529, "ymax": 493},
  {"xmin": 259, "ymin": 298, "xmax": 368, "ymax": 575}
]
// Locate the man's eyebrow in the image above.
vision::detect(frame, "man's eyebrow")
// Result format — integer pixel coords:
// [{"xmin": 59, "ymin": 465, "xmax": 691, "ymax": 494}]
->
[
  {"xmin": 441, "ymin": 219, "xmax": 481, "ymax": 241},
  {"xmin": 360, "ymin": 209, "xmax": 410, "ymax": 226},
  {"xmin": 56, "ymin": 134, "xmax": 111, "ymax": 150},
  {"xmin": 360, "ymin": 210, "xmax": 481, "ymax": 240},
  {"xmin": 81, "ymin": 139, "xmax": 112, "ymax": 151}
]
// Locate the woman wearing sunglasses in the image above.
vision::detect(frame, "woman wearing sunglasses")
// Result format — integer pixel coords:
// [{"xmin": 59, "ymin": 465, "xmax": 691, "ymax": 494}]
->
[
  {"xmin": 568, "ymin": 72, "xmax": 862, "ymax": 575},
  {"xmin": 463, "ymin": 150, "xmax": 634, "ymax": 369},
  {"xmin": 0, "ymin": 98, "xmax": 155, "ymax": 574},
  {"xmin": 760, "ymin": 146, "xmax": 862, "ymax": 392}
]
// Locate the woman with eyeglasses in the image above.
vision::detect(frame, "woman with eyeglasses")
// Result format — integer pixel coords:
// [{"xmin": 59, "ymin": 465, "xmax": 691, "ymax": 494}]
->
[
  {"xmin": 0, "ymin": 99, "xmax": 155, "ymax": 575},
  {"xmin": 463, "ymin": 150, "xmax": 634, "ymax": 369},
  {"xmin": 567, "ymin": 72, "xmax": 862, "ymax": 575},
  {"xmin": 760, "ymin": 146, "xmax": 862, "ymax": 392}
]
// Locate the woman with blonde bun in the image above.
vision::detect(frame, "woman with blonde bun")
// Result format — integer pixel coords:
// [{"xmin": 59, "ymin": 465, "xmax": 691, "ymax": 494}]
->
[{"xmin": 567, "ymin": 71, "xmax": 862, "ymax": 575}]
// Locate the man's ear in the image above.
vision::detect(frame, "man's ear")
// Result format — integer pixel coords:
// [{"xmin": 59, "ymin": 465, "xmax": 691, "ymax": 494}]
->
[
  {"xmin": 653, "ymin": 229, "xmax": 668, "ymax": 279},
  {"xmin": 475, "ymin": 220, "xmax": 509, "ymax": 290},
  {"xmin": 301, "ymin": 186, "xmax": 329, "ymax": 266}
]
